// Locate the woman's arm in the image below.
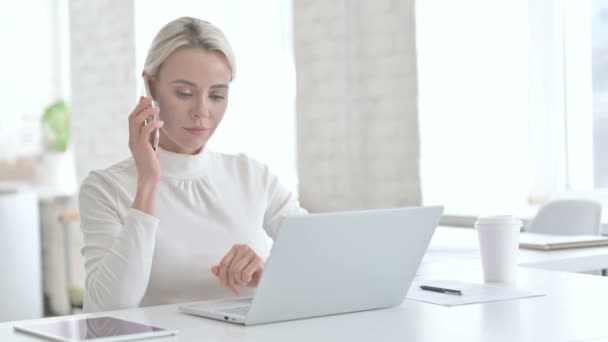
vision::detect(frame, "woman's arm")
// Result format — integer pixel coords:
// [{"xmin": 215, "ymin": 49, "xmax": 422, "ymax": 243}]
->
[
  {"xmin": 262, "ymin": 165, "xmax": 308, "ymax": 239},
  {"xmin": 132, "ymin": 181, "xmax": 159, "ymax": 215},
  {"xmin": 211, "ymin": 158, "xmax": 307, "ymax": 293},
  {"xmin": 79, "ymin": 173, "xmax": 159, "ymax": 312},
  {"xmin": 79, "ymin": 95, "xmax": 163, "ymax": 311}
]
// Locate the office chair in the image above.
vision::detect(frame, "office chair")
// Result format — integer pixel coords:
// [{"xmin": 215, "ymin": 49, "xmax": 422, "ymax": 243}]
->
[{"xmin": 525, "ymin": 199, "xmax": 602, "ymax": 236}]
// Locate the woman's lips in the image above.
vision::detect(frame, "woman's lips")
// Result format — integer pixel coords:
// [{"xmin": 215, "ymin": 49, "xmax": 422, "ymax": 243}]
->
[{"xmin": 184, "ymin": 127, "xmax": 210, "ymax": 136}]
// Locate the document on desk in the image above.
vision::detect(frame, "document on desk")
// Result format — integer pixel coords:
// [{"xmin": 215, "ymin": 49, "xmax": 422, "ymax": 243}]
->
[{"xmin": 407, "ymin": 279, "xmax": 545, "ymax": 307}]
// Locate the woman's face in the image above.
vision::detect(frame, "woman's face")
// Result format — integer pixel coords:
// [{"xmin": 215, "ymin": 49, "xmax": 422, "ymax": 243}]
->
[{"xmin": 148, "ymin": 47, "xmax": 231, "ymax": 155}]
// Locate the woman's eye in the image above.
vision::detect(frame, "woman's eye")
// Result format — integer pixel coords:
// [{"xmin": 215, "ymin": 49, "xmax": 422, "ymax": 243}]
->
[
  {"xmin": 210, "ymin": 95, "xmax": 225, "ymax": 101},
  {"xmin": 177, "ymin": 92, "xmax": 193, "ymax": 98}
]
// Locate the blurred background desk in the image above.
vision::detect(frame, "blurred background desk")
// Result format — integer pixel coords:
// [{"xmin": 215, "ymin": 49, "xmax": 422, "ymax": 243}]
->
[
  {"xmin": 0, "ymin": 181, "xmax": 83, "ymax": 322},
  {"xmin": 0, "ymin": 185, "xmax": 42, "ymax": 321},
  {"xmin": 419, "ymin": 226, "xmax": 608, "ymax": 275}
]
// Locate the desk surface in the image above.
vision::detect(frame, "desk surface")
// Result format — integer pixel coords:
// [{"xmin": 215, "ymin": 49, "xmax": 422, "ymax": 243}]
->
[{"xmin": 2, "ymin": 268, "xmax": 608, "ymax": 342}]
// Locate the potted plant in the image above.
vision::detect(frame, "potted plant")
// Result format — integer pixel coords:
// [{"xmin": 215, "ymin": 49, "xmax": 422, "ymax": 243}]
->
[{"xmin": 41, "ymin": 100, "xmax": 77, "ymax": 197}]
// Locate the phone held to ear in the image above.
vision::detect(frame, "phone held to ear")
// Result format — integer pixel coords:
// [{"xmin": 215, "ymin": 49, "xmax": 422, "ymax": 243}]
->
[{"xmin": 143, "ymin": 78, "xmax": 160, "ymax": 151}]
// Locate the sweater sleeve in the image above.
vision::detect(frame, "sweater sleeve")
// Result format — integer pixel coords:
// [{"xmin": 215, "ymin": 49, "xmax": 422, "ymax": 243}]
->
[
  {"xmin": 78, "ymin": 172, "xmax": 159, "ymax": 312},
  {"xmin": 261, "ymin": 165, "xmax": 307, "ymax": 239}
]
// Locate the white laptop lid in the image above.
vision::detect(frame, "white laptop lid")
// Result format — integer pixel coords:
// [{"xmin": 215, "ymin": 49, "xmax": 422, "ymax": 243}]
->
[{"xmin": 243, "ymin": 206, "xmax": 443, "ymax": 325}]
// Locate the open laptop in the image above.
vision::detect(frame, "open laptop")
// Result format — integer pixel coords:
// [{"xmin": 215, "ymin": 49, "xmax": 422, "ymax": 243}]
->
[{"xmin": 179, "ymin": 206, "xmax": 443, "ymax": 325}]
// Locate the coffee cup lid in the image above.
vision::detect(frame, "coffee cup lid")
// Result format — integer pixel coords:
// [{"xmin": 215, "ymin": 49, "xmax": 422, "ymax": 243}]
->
[{"xmin": 475, "ymin": 215, "xmax": 522, "ymax": 226}]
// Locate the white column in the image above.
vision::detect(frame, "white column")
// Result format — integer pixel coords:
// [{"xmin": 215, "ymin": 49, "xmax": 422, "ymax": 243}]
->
[
  {"xmin": 294, "ymin": 0, "xmax": 422, "ymax": 211},
  {"xmin": 69, "ymin": 0, "xmax": 136, "ymax": 185}
]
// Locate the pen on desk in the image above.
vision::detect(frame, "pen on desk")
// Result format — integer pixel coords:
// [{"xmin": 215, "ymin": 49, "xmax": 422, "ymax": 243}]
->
[{"xmin": 420, "ymin": 285, "xmax": 462, "ymax": 296}]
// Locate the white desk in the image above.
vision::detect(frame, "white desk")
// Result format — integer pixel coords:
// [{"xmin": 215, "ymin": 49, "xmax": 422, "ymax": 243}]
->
[
  {"xmin": 4, "ymin": 226, "xmax": 608, "ymax": 341},
  {"xmin": 419, "ymin": 226, "xmax": 608, "ymax": 275},
  {"xmin": 2, "ymin": 268, "xmax": 608, "ymax": 342}
]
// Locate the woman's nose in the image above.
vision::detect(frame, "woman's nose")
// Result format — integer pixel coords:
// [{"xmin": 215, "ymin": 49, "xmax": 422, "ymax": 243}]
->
[{"xmin": 193, "ymin": 97, "xmax": 211, "ymax": 118}]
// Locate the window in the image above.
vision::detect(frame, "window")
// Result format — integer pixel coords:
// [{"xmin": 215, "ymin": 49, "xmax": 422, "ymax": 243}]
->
[
  {"xmin": 560, "ymin": 0, "xmax": 608, "ymax": 201},
  {"xmin": 0, "ymin": 0, "xmax": 70, "ymax": 162},
  {"xmin": 591, "ymin": 1, "xmax": 608, "ymax": 187},
  {"xmin": 418, "ymin": 0, "xmax": 608, "ymax": 215},
  {"xmin": 416, "ymin": 0, "xmax": 530, "ymax": 215}
]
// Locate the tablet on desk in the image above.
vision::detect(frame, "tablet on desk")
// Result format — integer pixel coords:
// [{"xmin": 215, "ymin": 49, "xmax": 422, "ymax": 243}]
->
[{"xmin": 13, "ymin": 316, "xmax": 177, "ymax": 342}]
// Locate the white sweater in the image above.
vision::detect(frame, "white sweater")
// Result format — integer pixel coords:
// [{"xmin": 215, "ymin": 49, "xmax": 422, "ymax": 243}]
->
[{"xmin": 78, "ymin": 147, "xmax": 305, "ymax": 312}]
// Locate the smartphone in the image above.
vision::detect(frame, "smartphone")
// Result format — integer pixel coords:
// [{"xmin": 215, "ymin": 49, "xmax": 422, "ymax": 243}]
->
[{"xmin": 143, "ymin": 78, "xmax": 160, "ymax": 151}]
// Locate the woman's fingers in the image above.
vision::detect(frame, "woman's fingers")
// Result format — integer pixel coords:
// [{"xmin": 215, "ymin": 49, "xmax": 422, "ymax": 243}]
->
[
  {"xmin": 140, "ymin": 120, "xmax": 163, "ymax": 140},
  {"xmin": 242, "ymin": 259, "xmax": 263, "ymax": 286},
  {"xmin": 227, "ymin": 249, "xmax": 248, "ymax": 293},
  {"xmin": 218, "ymin": 247, "xmax": 237, "ymax": 290},
  {"xmin": 213, "ymin": 244, "xmax": 265, "ymax": 295},
  {"xmin": 230, "ymin": 251, "xmax": 255, "ymax": 285},
  {"xmin": 127, "ymin": 95, "xmax": 162, "ymax": 187},
  {"xmin": 134, "ymin": 107, "xmax": 160, "ymax": 130},
  {"xmin": 128, "ymin": 97, "xmax": 155, "ymax": 147},
  {"xmin": 128, "ymin": 96, "xmax": 153, "ymax": 125}
]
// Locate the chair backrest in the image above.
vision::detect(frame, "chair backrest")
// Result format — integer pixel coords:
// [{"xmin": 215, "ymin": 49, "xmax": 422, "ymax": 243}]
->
[{"xmin": 526, "ymin": 199, "xmax": 602, "ymax": 235}]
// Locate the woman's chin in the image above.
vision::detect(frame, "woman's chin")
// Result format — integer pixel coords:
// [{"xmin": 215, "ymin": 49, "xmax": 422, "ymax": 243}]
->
[
  {"xmin": 161, "ymin": 131, "xmax": 209, "ymax": 154},
  {"xmin": 181, "ymin": 139, "xmax": 207, "ymax": 154}
]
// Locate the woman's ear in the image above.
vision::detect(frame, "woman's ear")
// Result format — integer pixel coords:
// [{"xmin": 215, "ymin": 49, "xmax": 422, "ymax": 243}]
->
[{"xmin": 142, "ymin": 71, "xmax": 156, "ymax": 98}]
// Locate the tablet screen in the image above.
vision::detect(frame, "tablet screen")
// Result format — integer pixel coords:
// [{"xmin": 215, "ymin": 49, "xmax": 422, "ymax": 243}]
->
[{"xmin": 14, "ymin": 316, "xmax": 174, "ymax": 341}]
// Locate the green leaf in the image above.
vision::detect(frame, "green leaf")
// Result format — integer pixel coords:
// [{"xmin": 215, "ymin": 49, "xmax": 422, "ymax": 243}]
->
[{"xmin": 42, "ymin": 100, "xmax": 70, "ymax": 152}]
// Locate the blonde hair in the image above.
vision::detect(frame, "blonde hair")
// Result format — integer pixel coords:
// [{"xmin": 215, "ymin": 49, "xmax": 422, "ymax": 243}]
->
[{"xmin": 144, "ymin": 17, "xmax": 236, "ymax": 80}]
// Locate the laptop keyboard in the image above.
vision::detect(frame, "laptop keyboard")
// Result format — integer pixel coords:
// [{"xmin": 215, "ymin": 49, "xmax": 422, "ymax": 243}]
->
[{"xmin": 218, "ymin": 306, "xmax": 250, "ymax": 317}]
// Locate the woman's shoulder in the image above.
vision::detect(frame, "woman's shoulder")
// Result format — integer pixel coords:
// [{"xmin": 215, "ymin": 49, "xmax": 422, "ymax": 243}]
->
[{"xmin": 81, "ymin": 156, "xmax": 136, "ymax": 192}]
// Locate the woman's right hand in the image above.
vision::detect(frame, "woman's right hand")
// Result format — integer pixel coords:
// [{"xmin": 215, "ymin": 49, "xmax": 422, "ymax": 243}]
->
[{"xmin": 128, "ymin": 96, "xmax": 164, "ymax": 187}]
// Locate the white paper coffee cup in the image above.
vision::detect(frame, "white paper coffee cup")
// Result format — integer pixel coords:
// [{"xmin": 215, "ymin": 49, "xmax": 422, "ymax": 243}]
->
[{"xmin": 475, "ymin": 215, "xmax": 522, "ymax": 285}]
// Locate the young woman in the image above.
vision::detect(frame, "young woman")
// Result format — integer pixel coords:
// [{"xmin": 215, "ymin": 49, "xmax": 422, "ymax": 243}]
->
[{"xmin": 78, "ymin": 17, "xmax": 305, "ymax": 312}]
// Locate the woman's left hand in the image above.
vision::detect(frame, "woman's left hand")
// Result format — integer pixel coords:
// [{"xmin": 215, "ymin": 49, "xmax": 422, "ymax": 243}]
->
[{"xmin": 211, "ymin": 244, "xmax": 264, "ymax": 295}]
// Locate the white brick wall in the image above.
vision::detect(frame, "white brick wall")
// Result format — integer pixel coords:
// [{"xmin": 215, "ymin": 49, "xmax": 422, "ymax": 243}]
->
[
  {"xmin": 69, "ymin": 0, "xmax": 136, "ymax": 185},
  {"xmin": 294, "ymin": 0, "xmax": 422, "ymax": 211}
]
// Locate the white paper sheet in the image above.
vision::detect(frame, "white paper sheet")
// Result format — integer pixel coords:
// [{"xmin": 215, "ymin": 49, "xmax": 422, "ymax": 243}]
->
[{"xmin": 406, "ymin": 279, "xmax": 545, "ymax": 307}]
